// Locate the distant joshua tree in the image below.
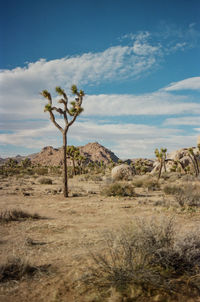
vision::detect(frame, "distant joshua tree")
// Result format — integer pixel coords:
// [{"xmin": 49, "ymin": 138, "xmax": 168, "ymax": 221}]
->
[
  {"xmin": 67, "ymin": 145, "xmax": 80, "ymax": 176},
  {"xmin": 154, "ymin": 148, "xmax": 167, "ymax": 181},
  {"xmin": 41, "ymin": 85, "xmax": 84, "ymax": 197}
]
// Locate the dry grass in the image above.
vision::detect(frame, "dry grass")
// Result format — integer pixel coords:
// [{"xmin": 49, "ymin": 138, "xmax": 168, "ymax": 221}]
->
[
  {"xmin": 101, "ymin": 182, "xmax": 135, "ymax": 197},
  {"xmin": 0, "ymin": 257, "xmax": 50, "ymax": 282},
  {"xmin": 132, "ymin": 175, "xmax": 160, "ymax": 191},
  {"xmin": 163, "ymin": 183, "xmax": 200, "ymax": 207},
  {"xmin": 38, "ymin": 177, "xmax": 53, "ymax": 184},
  {"xmin": 79, "ymin": 217, "xmax": 200, "ymax": 301},
  {"xmin": 0, "ymin": 172, "xmax": 200, "ymax": 301},
  {"xmin": 0, "ymin": 209, "xmax": 43, "ymax": 223}
]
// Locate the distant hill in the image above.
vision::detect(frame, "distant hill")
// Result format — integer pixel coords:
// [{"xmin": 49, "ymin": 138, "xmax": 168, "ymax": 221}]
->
[
  {"xmin": 31, "ymin": 142, "xmax": 119, "ymax": 166},
  {"xmin": 0, "ymin": 142, "xmax": 119, "ymax": 167}
]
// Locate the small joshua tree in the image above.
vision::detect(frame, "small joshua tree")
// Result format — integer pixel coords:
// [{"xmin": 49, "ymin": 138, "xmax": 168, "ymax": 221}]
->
[
  {"xmin": 154, "ymin": 148, "xmax": 167, "ymax": 181},
  {"xmin": 77, "ymin": 154, "xmax": 86, "ymax": 174},
  {"xmin": 67, "ymin": 145, "xmax": 80, "ymax": 176},
  {"xmin": 41, "ymin": 85, "xmax": 84, "ymax": 197}
]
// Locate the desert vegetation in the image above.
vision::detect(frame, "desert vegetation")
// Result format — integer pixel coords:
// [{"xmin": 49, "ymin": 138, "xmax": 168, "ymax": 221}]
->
[
  {"xmin": 79, "ymin": 217, "xmax": 200, "ymax": 301},
  {"xmin": 1, "ymin": 142, "xmax": 200, "ymax": 301}
]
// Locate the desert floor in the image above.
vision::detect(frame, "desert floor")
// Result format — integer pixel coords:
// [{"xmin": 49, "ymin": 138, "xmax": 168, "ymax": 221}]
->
[{"xmin": 0, "ymin": 174, "xmax": 200, "ymax": 302}]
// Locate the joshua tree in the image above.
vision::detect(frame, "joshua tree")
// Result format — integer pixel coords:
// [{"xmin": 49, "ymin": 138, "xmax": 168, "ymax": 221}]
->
[
  {"xmin": 41, "ymin": 85, "xmax": 84, "ymax": 197},
  {"xmin": 67, "ymin": 145, "xmax": 80, "ymax": 176},
  {"xmin": 154, "ymin": 148, "xmax": 167, "ymax": 181},
  {"xmin": 21, "ymin": 158, "xmax": 31, "ymax": 169},
  {"xmin": 77, "ymin": 154, "xmax": 86, "ymax": 174}
]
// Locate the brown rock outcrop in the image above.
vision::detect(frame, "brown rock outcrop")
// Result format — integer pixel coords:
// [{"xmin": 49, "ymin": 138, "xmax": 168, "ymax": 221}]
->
[{"xmin": 31, "ymin": 142, "xmax": 119, "ymax": 167}]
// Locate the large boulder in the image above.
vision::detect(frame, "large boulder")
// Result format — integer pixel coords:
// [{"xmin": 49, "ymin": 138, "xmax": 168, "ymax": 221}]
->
[{"xmin": 111, "ymin": 164, "xmax": 135, "ymax": 181}]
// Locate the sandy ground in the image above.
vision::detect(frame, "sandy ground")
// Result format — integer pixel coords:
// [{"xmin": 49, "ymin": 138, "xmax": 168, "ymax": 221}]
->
[{"xmin": 0, "ymin": 174, "xmax": 200, "ymax": 302}]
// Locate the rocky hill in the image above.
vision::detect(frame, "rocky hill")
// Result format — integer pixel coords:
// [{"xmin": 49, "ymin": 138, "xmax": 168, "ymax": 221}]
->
[
  {"xmin": 79, "ymin": 142, "xmax": 119, "ymax": 164},
  {"xmin": 29, "ymin": 142, "xmax": 119, "ymax": 166}
]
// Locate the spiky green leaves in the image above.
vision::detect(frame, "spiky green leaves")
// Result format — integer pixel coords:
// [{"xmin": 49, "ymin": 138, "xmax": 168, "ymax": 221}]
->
[
  {"xmin": 67, "ymin": 146, "xmax": 80, "ymax": 158},
  {"xmin": 71, "ymin": 85, "xmax": 85, "ymax": 96},
  {"xmin": 155, "ymin": 148, "xmax": 167, "ymax": 160},
  {"xmin": 41, "ymin": 85, "xmax": 84, "ymax": 118},
  {"xmin": 79, "ymin": 90, "xmax": 85, "ymax": 96},
  {"xmin": 55, "ymin": 86, "xmax": 65, "ymax": 95},
  {"xmin": 71, "ymin": 85, "xmax": 78, "ymax": 94},
  {"xmin": 44, "ymin": 104, "xmax": 52, "ymax": 112},
  {"xmin": 69, "ymin": 100, "xmax": 84, "ymax": 116},
  {"xmin": 41, "ymin": 90, "xmax": 51, "ymax": 101},
  {"xmin": 154, "ymin": 148, "xmax": 159, "ymax": 158}
]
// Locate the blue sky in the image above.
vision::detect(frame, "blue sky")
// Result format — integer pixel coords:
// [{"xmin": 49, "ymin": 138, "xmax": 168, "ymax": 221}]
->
[{"xmin": 0, "ymin": 0, "xmax": 200, "ymax": 158}]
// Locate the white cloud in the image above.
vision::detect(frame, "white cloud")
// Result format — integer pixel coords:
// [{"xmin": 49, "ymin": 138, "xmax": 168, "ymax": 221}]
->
[
  {"xmin": 0, "ymin": 36, "xmax": 163, "ymax": 121},
  {"xmin": 0, "ymin": 40, "xmax": 159, "ymax": 100},
  {"xmin": 168, "ymin": 42, "xmax": 187, "ymax": 53},
  {"xmin": 164, "ymin": 77, "xmax": 200, "ymax": 91},
  {"xmin": 0, "ymin": 120, "xmax": 195, "ymax": 158},
  {"xmin": 84, "ymin": 92, "xmax": 200, "ymax": 116},
  {"xmin": 164, "ymin": 116, "xmax": 200, "ymax": 126},
  {"xmin": 0, "ymin": 123, "xmax": 59, "ymax": 149}
]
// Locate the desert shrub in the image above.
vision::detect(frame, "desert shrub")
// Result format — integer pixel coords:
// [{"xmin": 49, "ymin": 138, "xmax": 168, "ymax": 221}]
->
[
  {"xmin": 80, "ymin": 217, "xmax": 200, "ymax": 301},
  {"xmin": 89, "ymin": 175, "xmax": 103, "ymax": 182},
  {"xmin": 102, "ymin": 183, "xmax": 135, "ymax": 197},
  {"xmin": 163, "ymin": 183, "xmax": 200, "ymax": 207},
  {"xmin": 174, "ymin": 184, "xmax": 200, "ymax": 207},
  {"xmin": 34, "ymin": 167, "xmax": 48, "ymax": 176},
  {"xmin": 49, "ymin": 166, "xmax": 62, "ymax": 175},
  {"xmin": 180, "ymin": 174, "xmax": 196, "ymax": 182},
  {"xmin": 132, "ymin": 177, "xmax": 143, "ymax": 187},
  {"xmin": 24, "ymin": 167, "xmax": 35, "ymax": 175},
  {"xmin": 0, "ymin": 257, "xmax": 49, "ymax": 282},
  {"xmin": 163, "ymin": 184, "xmax": 182, "ymax": 195},
  {"xmin": 132, "ymin": 176, "xmax": 160, "ymax": 191},
  {"xmin": 38, "ymin": 177, "xmax": 52, "ymax": 184},
  {"xmin": 143, "ymin": 178, "xmax": 160, "ymax": 191},
  {"xmin": 160, "ymin": 172, "xmax": 171, "ymax": 180},
  {"xmin": 0, "ymin": 209, "xmax": 42, "ymax": 223}
]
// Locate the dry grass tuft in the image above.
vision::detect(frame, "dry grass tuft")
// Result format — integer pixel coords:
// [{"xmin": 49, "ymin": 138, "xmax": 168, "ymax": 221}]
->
[
  {"xmin": 0, "ymin": 257, "xmax": 50, "ymax": 282},
  {"xmin": 38, "ymin": 177, "xmax": 53, "ymax": 184},
  {"xmin": 132, "ymin": 175, "xmax": 160, "ymax": 191},
  {"xmin": 0, "ymin": 209, "xmax": 43, "ymax": 223},
  {"xmin": 102, "ymin": 182, "xmax": 135, "ymax": 197}
]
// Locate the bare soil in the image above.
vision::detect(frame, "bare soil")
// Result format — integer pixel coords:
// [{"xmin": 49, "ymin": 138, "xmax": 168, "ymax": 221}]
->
[{"xmin": 0, "ymin": 174, "xmax": 200, "ymax": 302}]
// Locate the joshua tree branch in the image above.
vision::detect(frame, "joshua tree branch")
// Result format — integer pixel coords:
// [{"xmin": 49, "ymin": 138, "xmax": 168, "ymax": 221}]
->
[
  {"xmin": 49, "ymin": 111, "xmax": 63, "ymax": 133},
  {"xmin": 68, "ymin": 113, "xmax": 79, "ymax": 127},
  {"xmin": 51, "ymin": 107, "xmax": 64, "ymax": 115}
]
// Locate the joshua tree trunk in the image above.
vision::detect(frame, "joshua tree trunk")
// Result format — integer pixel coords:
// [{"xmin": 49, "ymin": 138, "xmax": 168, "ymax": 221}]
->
[
  {"xmin": 72, "ymin": 159, "xmax": 76, "ymax": 175},
  {"xmin": 63, "ymin": 131, "xmax": 68, "ymax": 197},
  {"xmin": 158, "ymin": 160, "xmax": 163, "ymax": 181}
]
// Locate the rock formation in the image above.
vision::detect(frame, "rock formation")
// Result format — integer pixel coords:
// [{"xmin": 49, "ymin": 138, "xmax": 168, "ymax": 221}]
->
[
  {"xmin": 111, "ymin": 164, "xmax": 135, "ymax": 181},
  {"xmin": 30, "ymin": 142, "xmax": 119, "ymax": 167}
]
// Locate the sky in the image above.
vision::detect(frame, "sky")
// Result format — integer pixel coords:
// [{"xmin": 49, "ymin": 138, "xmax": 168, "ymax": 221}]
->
[{"xmin": 0, "ymin": 0, "xmax": 200, "ymax": 159}]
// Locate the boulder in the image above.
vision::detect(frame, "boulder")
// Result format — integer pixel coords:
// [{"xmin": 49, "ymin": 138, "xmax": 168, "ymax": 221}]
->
[{"xmin": 111, "ymin": 164, "xmax": 134, "ymax": 181}]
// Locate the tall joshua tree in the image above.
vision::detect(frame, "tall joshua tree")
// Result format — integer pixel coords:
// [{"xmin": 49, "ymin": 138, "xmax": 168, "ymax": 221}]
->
[{"xmin": 41, "ymin": 85, "xmax": 84, "ymax": 197}]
